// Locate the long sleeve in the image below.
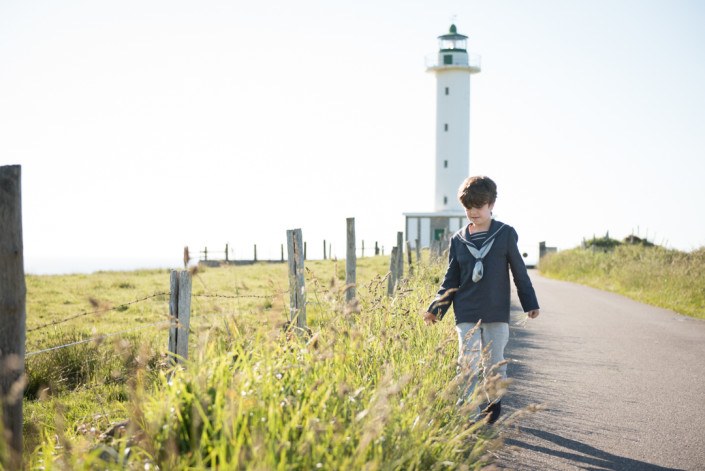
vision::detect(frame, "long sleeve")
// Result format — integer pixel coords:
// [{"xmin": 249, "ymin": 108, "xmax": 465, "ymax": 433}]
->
[
  {"xmin": 427, "ymin": 238, "xmax": 461, "ymax": 320},
  {"xmin": 506, "ymin": 227, "xmax": 540, "ymax": 312}
]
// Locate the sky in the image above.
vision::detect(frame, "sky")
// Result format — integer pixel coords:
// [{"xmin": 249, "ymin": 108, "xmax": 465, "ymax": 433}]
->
[{"xmin": 1, "ymin": 0, "xmax": 704, "ymax": 274}]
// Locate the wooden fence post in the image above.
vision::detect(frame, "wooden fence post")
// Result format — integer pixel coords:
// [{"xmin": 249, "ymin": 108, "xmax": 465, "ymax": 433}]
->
[
  {"xmin": 375, "ymin": 241, "xmax": 379, "ymax": 256},
  {"xmin": 254, "ymin": 244, "xmax": 257, "ymax": 262},
  {"xmin": 225, "ymin": 243, "xmax": 229, "ymax": 262},
  {"xmin": 415, "ymin": 239, "xmax": 421, "ymax": 265},
  {"xmin": 346, "ymin": 217, "xmax": 356, "ymax": 302},
  {"xmin": 287, "ymin": 229, "xmax": 306, "ymax": 332},
  {"xmin": 168, "ymin": 271, "xmax": 178, "ymax": 360},
  {"xmin": 0, "ymin": 165, "xmax": 26, "ymax": 469},
  {"xmin": 361, "ymin": 240, "xmax": 365, "ymax": 258},
  {"xmin": 281, "ymin": 244, "xmax": 284, "ymax": 262},
  {"xmin": 396, "ymin": 231, "xmax": 404, "ymax": 281},
  {"xmin": 387, "ymin": 247, "xmax": 398, "ymax": 296},
  {"xmin": 323, "ymin": 240, "xmax": 327, "ymax": 260},
  {"xmin": 406, "ymin": 240, "xmax": 413, "ymax": 275},
  {"xmin": 304, "ymin": 241, "xmax": 307, "ymax": 260},
  {"xmin": 168, "ymin": 270, "xmax": 192, "ymax": 364}
]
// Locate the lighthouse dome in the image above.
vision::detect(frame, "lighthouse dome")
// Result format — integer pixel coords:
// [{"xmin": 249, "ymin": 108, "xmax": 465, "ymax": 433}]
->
[{"xmin": 437, "ymin": 24, "xmax": 468, "ymax": 51}]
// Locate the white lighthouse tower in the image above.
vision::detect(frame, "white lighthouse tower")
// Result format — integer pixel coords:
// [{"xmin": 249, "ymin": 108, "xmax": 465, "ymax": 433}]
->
[
  {"xmin": 429, "ymin": 24, "xmax": 481, "ymax": 212},
  {"xmin": 404, "ymin": 25, "xmax": 481, "ymax": 249}
]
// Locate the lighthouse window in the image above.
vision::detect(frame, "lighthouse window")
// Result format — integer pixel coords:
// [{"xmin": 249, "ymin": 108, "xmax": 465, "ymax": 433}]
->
[
  {"xmin": 444, "ymin": 123, "xmax": 448, "ymax": 132},
  {"xmin": 445, "ymin": 87, "xmax": 449, "ymax": 95},
  {"xmin": 443, "ymin": 54, "xmax": 453, "ymax": 65},
  {"xmin": 444, "ymin": 160, "xmax": 448, "ymax": 168},
  {"xmin": 443, "ymin": 196, "xmax": 448, "ymax": 205}
]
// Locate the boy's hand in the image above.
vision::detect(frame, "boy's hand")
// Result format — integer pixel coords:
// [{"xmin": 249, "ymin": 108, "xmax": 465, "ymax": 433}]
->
[
  {"xmin": 527, "ymin": 309, "xmax": 540, "ymax": 319},
  {"xmin": 423, "ymin": 312, "xmax": 438, "ymax": 325}
]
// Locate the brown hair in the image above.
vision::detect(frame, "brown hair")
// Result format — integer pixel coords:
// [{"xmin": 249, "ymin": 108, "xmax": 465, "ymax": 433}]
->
[{"xmin": 457, "ymin": 176, "xmax": 497, "ymax": 208}]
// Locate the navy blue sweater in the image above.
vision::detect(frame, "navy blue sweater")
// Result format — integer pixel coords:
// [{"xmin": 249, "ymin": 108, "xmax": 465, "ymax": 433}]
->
[{"xmin": 427, "ymin": 219, "xmax": 539, "ymax": 324}]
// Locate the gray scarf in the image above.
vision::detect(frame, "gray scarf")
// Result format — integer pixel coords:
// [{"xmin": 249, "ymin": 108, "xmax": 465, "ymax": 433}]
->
[{"xmin": 465, "ymin": 223, "xmax": 505, "ymax": 282}]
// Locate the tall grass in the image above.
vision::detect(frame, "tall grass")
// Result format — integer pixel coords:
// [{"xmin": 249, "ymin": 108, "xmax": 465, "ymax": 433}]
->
[
  {"xmin": 23, "ymin": 258, "xmax": 500, "ymax": 470},
  {"xmin": 539, "ymin": 244, "xmax": 705, "ymax": 319}
]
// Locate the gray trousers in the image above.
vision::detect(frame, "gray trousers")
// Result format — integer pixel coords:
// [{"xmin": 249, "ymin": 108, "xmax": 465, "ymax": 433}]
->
[{"xmin": 455, "ymin": 321, "xmax": 509, "ymax": 410}]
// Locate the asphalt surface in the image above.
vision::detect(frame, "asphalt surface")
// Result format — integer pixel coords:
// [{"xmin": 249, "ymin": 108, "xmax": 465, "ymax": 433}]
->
[{"xmin": 496, "ymin": 271, "xmax": 705, "ymax": 471}]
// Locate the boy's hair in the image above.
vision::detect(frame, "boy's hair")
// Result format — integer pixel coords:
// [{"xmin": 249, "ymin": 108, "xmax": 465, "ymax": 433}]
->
[{"xmin": 457, "ymin": 176, "xmax": 497, "ymax": 208}]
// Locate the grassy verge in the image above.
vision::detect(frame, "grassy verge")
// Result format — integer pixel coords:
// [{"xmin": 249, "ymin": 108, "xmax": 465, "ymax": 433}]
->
[
  {"xmin": 20, "ymin": 255, "xmax": 501, "ymax": 470},
  {"xmin": 539, "ymin": 244, "xmax": 705, "ymax": 319}
]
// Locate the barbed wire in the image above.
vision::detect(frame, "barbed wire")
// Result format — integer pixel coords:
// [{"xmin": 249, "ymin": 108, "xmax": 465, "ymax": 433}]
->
[
  {"xmin": 192, "ymin": 290, "xmax": 289, "ymax": 300},
  {"xmin": 191, "ymin": 310, "xmax": 245, "ymax": 321},
  {"xmin": 25, "ymin": 320, "xmax": 171, "ymax": 358},
  {"xmin": 26, "ymin": 292, "xmax": 170, "ymax": 334}
]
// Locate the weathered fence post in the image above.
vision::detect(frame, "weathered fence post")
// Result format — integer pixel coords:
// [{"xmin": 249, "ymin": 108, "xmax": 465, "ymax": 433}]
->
[
  {"xmin": 254, "ymin": 244, "xmax": 257, "ymax": 262},
  {"xmin": 204, "ymin": 247, "xmax": 208, "ymax": 261},
  {"xmin": 281, "ymin": 244, "xmax": 284, "ymax": 262},
  {"xmin": 415, "ymin": 239, "xmax": 421, "ymax": 265},
  {"xmin": 406, "ymin": 240, "xmax": 413, "ymax": 274},
  {"xmin": 387, "ymin": 247, "xmax": 398, "ymax": 296},
  {"xmin": 361, "ymin": 240, "xmax": 365, "ymax": 258},
  {"xmin": 375, "ymin": 241, "xmax": 379, "ymax": 256},
  {"xmin": 396, "ymin": 231, "xmax": 404, "ymax": 281},
  {"xmin": 168, "ymin": 270, "xmax": 192, "ymax": 364},
  {"xmin": 287, "ymin": 229, "xmax": 307, "ymax": 332},
  {"xmin": 346, "ymin": 217, "xmax": 356, "ymax": 302},
  {"xmin": 0, "ymin": 165, "xmax": 26, "ymax": 469},
  {"xmin": 168, "ymin": 272, "xmax": 178, "ymax": 359},
  {"xmin": 304, "ymin": 241, "xmax": 307, "ymax": 260},
  {"xmin": 225, "ymin": 243, "xmax": 229, "ymax": 262},
  {"xmin": 323, "ymin": 240, "xmax": 327, "ymax": 260}
]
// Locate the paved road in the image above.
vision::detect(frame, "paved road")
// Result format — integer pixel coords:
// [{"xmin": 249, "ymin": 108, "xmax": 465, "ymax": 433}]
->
[{"xmin": 497, "ymin": 271, "xmax": 705, "ymax": 470}]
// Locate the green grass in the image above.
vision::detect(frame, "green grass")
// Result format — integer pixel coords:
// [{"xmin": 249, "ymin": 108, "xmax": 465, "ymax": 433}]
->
[
  {"xmin": 19, "ymin": 255, "xmax": 501, "ymax": 470},
  {"xmin": 539, "ymin": 244, "xmax": 705, "ymax": 319}
]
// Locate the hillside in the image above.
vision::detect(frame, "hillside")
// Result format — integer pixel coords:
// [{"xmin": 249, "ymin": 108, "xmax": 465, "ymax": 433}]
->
[{"xmin": 539, "ymin": 243, "xmax": 705, "ymax": 319}]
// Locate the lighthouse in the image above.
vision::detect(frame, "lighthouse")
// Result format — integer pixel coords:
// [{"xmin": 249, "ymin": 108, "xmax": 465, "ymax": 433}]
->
[
  {"xmin": 430, "ymin": 24, "xmax": 481, "ymax": 212},
  {"xmin": 404, "ymin": 25, "xmax": 481, "ymax": 249}
]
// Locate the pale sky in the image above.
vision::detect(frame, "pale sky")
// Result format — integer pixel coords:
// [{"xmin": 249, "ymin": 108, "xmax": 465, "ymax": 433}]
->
[{"xmin": 1, "ymin": 0, "xmax": 704, "ymax": 274}]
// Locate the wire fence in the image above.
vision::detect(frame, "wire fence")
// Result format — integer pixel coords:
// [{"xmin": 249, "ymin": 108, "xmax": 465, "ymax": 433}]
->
[
  {"xmin": 197, "ymin": 240, "xmax": 386, "ymax": 263},
  {"xmin": 192, "ymin": 291, "xmax": 289, "ymax": 301},
  {"xmin": 17, "ymin": 223, "xmax": 412, "ymax": 393},
  {"xmin": 25, "ymin": 320, "xmax": 172, "ymax": 358},
  {"xmin": 26, "ymin": 292, "xmax": 171, "ymax": 333},
  {"xmin": 24, "ymin": 287, "xmax": 293, "ymax": 359}
]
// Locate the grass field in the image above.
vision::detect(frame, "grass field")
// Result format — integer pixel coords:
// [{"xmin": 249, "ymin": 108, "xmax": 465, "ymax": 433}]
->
[
  {"xmin": 15, "ymin": 254, "xmax": 502, "ymax": 470},
  {"xmin": 539, "ymin": 244, "xmax": 705, "ymax": 319}
]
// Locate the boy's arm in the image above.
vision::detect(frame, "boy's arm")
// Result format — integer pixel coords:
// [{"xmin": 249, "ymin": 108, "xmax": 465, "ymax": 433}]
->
[
  {"xmin": 425, "ymin": 238, "xmax": 461, "ymax": 321},
  {"xmin": 506, "ymin": 227, "xmax": 540, "ymax": 313}
]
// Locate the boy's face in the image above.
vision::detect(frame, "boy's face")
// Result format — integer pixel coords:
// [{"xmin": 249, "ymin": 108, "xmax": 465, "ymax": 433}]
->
[{"xmin": 465, "ymin": 202, "xmax": 494, "ymax": 228}]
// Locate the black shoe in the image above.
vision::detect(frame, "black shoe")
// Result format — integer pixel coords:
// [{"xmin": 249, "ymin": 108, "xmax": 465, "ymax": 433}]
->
[{"xmin": 482, "ymin": 401, "xmax": 502, "ymax": 424}]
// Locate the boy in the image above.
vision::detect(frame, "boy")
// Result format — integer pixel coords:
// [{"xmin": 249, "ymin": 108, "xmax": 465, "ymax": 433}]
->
[{"xmin": 424, "ymin": 176, "xmax": 540, "ymax": 424}]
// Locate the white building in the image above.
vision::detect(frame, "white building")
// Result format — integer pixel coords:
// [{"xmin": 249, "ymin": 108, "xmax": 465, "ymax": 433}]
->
[{"xmin": 405, "ymin": 24, "xmax": 481, "ymax": 248}]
